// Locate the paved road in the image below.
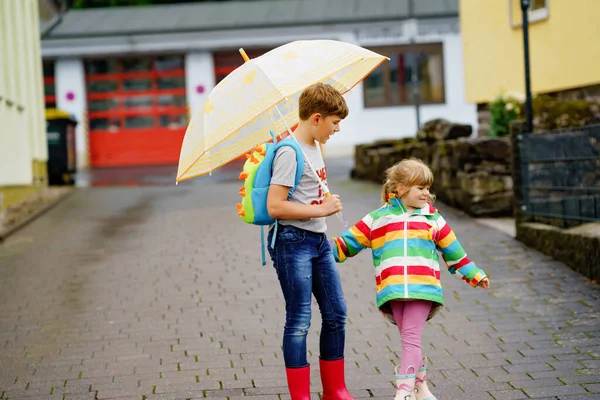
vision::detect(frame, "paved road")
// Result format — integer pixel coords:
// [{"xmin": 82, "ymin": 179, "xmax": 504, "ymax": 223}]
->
[{"xmin": 0, "ymin": 157, "xmax": 599, "ymax": 400}]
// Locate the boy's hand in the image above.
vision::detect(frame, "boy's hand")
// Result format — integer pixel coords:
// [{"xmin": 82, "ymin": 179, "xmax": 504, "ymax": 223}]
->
[
  {"xmin": 478, "ymin": 277, "xmax": 490, "ymax": 290},
  {"xmin": 320, "ymin": 194, "xmax": 342, "ymax": 217}
]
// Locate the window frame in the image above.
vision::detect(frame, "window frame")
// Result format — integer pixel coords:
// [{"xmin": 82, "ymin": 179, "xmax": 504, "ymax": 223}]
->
[
  {"xmin": 509, "ymin": 0, "xmax": 549, "ymax": 28},
  {"xmin": 363, "ymin": 43, "xmax": 446, "ymax": 109}
]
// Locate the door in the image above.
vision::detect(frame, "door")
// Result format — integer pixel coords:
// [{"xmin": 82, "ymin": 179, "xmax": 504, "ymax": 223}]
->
[{"xmin": 86, "ymin": 55, "xmax": 188, "ymax": 167}]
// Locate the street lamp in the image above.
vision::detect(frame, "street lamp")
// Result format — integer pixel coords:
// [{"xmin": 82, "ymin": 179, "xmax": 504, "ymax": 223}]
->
[{"xmin": 520, "ymin": 0, "xmax": 534, "ymax": 133}]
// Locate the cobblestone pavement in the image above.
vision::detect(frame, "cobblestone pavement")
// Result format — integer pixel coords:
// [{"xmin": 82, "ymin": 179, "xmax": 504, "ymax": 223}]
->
[{"xmin": 0, "ymin": 158, "xmax": 599, "ymax": 400}]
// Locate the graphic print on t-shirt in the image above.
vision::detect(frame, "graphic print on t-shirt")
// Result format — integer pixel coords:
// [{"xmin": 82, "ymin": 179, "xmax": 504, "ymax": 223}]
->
[{"xmin": 310, "ymin": 166, "xmax": 328, "ymax": 205}]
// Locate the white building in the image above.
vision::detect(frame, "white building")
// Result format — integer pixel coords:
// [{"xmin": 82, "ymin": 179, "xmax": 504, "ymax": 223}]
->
[
  {"xmin": 1, "ymin": 0, "xmax": 48, "ymax": 186},
  {"xmin": 41, "ymin": 0, "xmax": 476, "ymax": 169}
]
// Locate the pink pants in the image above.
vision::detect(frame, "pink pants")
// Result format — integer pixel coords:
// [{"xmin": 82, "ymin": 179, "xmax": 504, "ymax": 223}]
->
[{"xmin": 390, "ymin": 300, "xmax": 432, "ymax": 375}]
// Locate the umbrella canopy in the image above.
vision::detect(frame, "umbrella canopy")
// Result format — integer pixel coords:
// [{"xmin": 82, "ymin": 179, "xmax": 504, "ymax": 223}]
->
[{"xmin": 177, "ymin": 39, "xmax": 387, "ymax": 182}]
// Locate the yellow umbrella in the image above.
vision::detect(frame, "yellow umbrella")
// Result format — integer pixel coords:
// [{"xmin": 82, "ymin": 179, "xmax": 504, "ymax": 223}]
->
[{"xmin": 176, "ymin": 39, "xmax": 387, "ymax": 183}]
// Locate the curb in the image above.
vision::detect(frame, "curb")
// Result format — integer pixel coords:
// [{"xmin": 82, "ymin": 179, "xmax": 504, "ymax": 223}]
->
[{"xmin": 0, "ymin": 187, "xmax": 75, "ymax": 242}]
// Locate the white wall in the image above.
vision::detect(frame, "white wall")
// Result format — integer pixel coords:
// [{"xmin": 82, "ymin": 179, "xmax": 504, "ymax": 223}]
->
[
  {"xmin": 185, "ymin": 51, "xmax": 215, "ymax": 117},
  {"xmin": 327, "ymin": 35, "xmax": 477, "ymax": 152},
  {"xmin": 28, "ymin": 0, "xmax": 48, "ymax": 164},
  {"xmin": 0, "ymin": 0, "xmax": 46, "ymax": 186},
  {"xmin": 55, "ymin": 58, "xmax": 88, "ymax": 169}
]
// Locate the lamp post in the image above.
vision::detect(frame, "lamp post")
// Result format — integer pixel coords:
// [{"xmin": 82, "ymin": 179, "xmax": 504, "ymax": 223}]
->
[
  {"xmin": 409, "ymin": 38, "xmax": 422, "ymax": 130},
  {"xmin": 520, "ymin": 0, "xmax": 534, "ymax": 133},
  {"xmin": 411, "ymin": 57, "xmax": 421, "ymax": 130}
]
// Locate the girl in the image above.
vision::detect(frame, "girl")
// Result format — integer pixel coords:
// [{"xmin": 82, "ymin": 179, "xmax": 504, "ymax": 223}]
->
[{"xmin": 331, "ymin": 158, "xmax": 490, "ymax": 400}]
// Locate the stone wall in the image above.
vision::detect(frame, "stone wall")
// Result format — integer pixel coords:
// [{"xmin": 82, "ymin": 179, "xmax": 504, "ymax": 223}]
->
[
  {"xmin": 516, "ymin": 222, "xmax": 600, "ymax": 282},
  {"xmin": 351, "ymin": 119, "xmax": 513, "ymax": 217}
]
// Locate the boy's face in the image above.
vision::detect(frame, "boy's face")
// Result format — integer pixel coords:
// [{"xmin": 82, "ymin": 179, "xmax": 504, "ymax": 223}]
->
[{"xmin": 311, "ymin": 114, "xmax": 342, "ymax": 144}]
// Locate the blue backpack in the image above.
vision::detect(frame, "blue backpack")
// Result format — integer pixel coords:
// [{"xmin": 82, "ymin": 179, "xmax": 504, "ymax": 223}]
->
[{"xmin": 236, "ymin": 130, "xmax": 304, "ymax": 265}]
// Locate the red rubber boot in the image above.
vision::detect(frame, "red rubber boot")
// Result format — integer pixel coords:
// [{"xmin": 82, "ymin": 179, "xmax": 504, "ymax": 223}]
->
[
  {"xmin": 320, "ymin": 358, "xmax": 354, "ymax": 400},
  {"xmin": 285, "ymin": 366, "xmax": 311, "ymax": 400}
]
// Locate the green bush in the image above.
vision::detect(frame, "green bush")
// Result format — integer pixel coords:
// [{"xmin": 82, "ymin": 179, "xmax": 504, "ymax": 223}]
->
[
  {"xmin": 488, "ymin": 94, "xmax": 522, "ymax": 137},
  {"xmin": 487, "ymin": 93, "xmax": 600, "ymax": 136},
  {"xmin": 532, "ymin": 95, "xmax": 599, "ymax": 131}
]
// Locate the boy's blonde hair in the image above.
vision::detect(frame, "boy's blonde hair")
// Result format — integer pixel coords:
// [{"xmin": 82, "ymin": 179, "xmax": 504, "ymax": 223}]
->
[
  {"xmin": 381, "ymin": 158, "xmax": 435, "ymax": 203},
  {"xmin": 299, "ymin": 83, "xmax": 349, "ymax": 121}
]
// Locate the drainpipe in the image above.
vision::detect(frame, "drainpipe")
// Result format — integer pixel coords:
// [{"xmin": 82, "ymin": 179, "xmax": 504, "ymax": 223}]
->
[{"xmin": 40, "ymin": 0, "xmax": 68, "ymax": 38}]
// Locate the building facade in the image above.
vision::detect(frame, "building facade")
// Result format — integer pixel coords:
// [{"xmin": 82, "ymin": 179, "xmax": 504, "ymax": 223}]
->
[
  {"xmin": 1, "ymin": 0, "xmax": 48, "ymax": 187},
  {"xmin": 41, "ymin": 0, "xmax": 477, "ymax": 169},
  {"xmin": 460, "ymin": 0, "xmax": 600, "ymax": 104}
]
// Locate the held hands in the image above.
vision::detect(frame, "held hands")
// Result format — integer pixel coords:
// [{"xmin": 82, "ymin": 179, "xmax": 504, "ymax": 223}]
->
[
  {"xmin": 478, "ymin": 277, "xmax": 490, "ymax": 290},
  {"xmin": 320, "ymin": 194, "xmax": 343, "ymax": 217}
]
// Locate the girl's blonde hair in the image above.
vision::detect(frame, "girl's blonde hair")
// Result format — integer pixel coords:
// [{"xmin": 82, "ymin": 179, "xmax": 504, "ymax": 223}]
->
[{"xmin": 381, "ymin": 158, "xmax": 435, "ymax": 203}]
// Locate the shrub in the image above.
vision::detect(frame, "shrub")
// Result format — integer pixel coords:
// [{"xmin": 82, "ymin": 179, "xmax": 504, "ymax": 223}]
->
[
  {"xmin": 487, "ymin": 92, "xmax": 600, "ymax": 136},
  {"xmin": 488, "ymin": 93, "xmax": 522, "ymax": 137}
]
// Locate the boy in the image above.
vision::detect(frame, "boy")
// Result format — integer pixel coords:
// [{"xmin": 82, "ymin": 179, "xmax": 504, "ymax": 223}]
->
[{"xmin": 266, "ymin": 83, "xmax": 354, "ymax": 400}]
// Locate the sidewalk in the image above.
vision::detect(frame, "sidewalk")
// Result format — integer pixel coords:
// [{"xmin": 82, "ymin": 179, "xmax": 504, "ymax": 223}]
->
[
  {"xmin": 476, "ymin": 217, "xmax": 517, "ymax": 238},
  {"xmin": 0, "ymin": 186, "xmax": 73, "ymax": 241},
  {"xmin": 0, "ymin": 158, "xmax": 598, "ymax": 399}
]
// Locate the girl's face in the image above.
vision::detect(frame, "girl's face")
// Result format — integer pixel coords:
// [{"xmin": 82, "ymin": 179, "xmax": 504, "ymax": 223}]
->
[{"xmin": 399, "ymin": 184, "xmax": 430, "ymax": 210}]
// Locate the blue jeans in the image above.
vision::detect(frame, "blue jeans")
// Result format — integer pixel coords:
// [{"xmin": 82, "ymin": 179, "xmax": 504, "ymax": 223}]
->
[{"xmin": 268, "ymin": 224, "xmax": 348, "ymax": 368}]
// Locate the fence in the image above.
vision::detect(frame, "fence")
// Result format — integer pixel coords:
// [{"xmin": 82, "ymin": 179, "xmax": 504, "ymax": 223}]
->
[{"xmin": 517, "ymin": 124, "xmax": 600, "ymax": 227}]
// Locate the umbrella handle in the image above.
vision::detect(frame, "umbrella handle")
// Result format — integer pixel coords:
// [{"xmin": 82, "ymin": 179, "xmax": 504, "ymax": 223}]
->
[{"xmin": 324, "ymin": 192, "xmax": 349, "ymax": 227}]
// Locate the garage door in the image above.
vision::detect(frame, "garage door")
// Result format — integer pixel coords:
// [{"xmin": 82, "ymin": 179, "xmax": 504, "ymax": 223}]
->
[{"xmin": 86, "ymin": 55, "xmax": 188, "ymax": 167}]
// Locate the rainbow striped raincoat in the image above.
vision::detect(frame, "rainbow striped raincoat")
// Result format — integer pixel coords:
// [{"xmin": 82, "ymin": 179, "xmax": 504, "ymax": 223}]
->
[{"xmin": 331, "ymin": 196, "xmax": 486, "ymax": 323}]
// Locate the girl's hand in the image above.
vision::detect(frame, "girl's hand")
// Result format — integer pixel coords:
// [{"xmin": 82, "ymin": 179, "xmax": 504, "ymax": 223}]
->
[{"xmin": 478, "ymin": 277, "xmax": 490, "ymax": 290}]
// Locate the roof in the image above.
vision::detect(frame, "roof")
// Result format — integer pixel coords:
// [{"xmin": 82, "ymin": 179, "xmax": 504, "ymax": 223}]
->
[{"xmin": 45, "ymin": 0, "xmax": 458, "ymax": 39}]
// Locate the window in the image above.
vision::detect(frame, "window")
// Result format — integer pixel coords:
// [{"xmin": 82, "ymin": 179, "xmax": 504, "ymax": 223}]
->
[
  {"xmin": 155, "ymin": 56, "xmax": 184, "ymax": 72},
  {"xmin": 88, "ymin": 79, "xmax": 118, "ymax": 93},
  {"xmin": 85, "ymin": 60, "xmax": 118, "ymax": 74},
  {"xmin": 510, "ymin": 0, "xmax": 549, "ymax": 27},
  {"xmin": 364, "ymin": 43, "xmax": 445, "ymax": 108},
  {"xmin": 121, "ymin": 58, "xmax": 151, "ymax": 73},
  {"xmin": 529, "ymin": 0, "xmax": 549, "ymax": 20},
  {"xmin": 43, "ymin": 61, "xmax": 56, "ymax": 109}
]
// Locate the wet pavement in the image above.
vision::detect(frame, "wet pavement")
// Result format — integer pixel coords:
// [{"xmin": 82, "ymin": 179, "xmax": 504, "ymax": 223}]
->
[
  {"xmin": 74, "ymin": 160, "xmax": 245, "ymax": 188},
  {"xmin": 0, "ymin": 157, "xmax": 599, "ymax": 400}
]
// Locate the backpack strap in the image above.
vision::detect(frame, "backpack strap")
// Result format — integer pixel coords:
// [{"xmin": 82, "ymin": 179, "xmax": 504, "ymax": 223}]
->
[
  {"xmin": 265, "ymin": 139, "xmax": 304, "ymax": 263},
  {"xmin": 270, "ymin": 220, "xmax": 278, "ymax": 248},
  {"xmin": 273, "ymin": 139, "xmax": 304, "ymax": 194},
  {"xmin": 261, "ymin": 225, "xmax": 267, "ymax": 266},
  {"xmin": 260, "ymin": 129, "xmax": 282, "ymax": 267}
]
